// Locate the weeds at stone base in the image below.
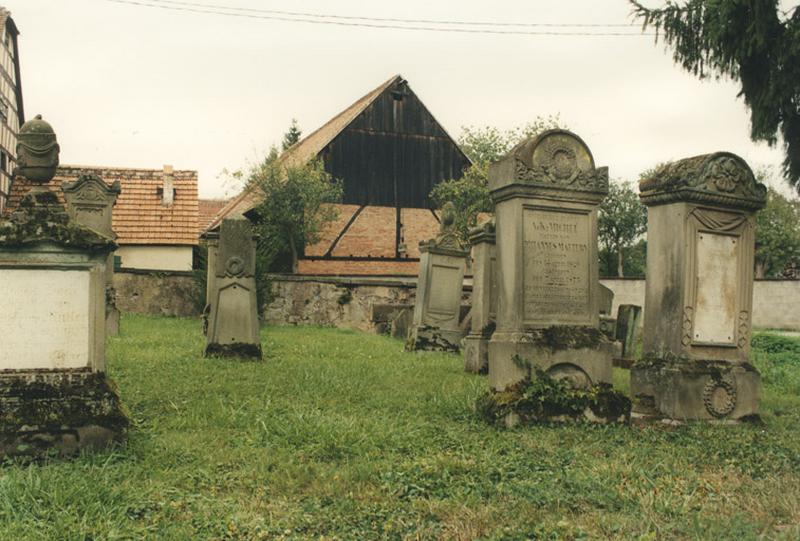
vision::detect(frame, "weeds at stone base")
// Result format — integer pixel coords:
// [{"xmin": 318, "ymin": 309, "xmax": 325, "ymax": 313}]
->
[{"xmin": 476, "ymin": 367, "xmax": 631, "ymax": 426}]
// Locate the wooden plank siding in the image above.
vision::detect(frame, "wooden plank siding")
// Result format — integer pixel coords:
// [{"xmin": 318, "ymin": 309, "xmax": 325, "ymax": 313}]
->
[{"xmin": 322, "ymin": 80, "xmax": 470, "ymax": 209}]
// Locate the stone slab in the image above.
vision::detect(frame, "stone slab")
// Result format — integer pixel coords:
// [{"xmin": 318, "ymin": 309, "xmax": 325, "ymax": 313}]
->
[
  {"xmin": 694, "ymin": 231, "xmax": 739, "ymax": 345},
  {"xmin": 0, "ymin": 269, "xmax": 91, "ymax": 370},
  {"xmin": 522, "ymin": 207, "xmax": 591, "ymax": 326}
]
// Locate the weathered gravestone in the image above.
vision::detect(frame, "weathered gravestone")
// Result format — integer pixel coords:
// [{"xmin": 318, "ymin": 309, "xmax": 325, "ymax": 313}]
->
[
  {"xmin": 632, "ymin": 153, "xmax": 766, "ymax": 422},
  {"xmin": 62, "ymin": 174, "xmax": 121, "ymax": 336},
  {"xmin": 204, "ymin": 214, "xmax": 262, "ymax": 359},
  {"xmin": 614, "ymin": 304, "xmax": 642, "ymax": 367},
  {"xmin": 463, "ymin": 220, "xmax": 497, "ymax": 373},
  {"xmin": 0, "ymin": 116, "xmax": 128, "ymax": 458},
  {"xmin": 407, "ymin": 202, "xmax": 469, "ymax": 352},
  {"xmin": 487, "ymin": 129, "xmax": 613, "ymax": 391}
]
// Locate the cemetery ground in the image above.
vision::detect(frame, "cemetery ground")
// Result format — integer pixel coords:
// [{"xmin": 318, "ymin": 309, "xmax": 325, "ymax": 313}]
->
[{"xmin": 1, "ymin": 316, "xmax": 799, "ymax": 540}]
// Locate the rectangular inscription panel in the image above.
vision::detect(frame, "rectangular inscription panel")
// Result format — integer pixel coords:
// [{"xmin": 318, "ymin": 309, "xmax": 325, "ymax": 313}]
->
[
  {"xmin": 694, "ymin": 232, "xmax": 739, "ymax": 345},
  {"xmin": 0, "ymin": 269, "xmax": 91, "ymax": 370},
  {"xmin": 523, "ymin": 208, "xmax": 591, "ymax": 325},
  {"xmin": 426, "ymin": 263, "xmax": 462, "ymax": 327}
]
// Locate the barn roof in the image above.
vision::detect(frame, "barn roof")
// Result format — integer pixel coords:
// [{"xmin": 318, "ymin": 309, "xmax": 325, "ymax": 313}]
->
[{"xmin": 206, "ymin": 74, "xmax": 403, "ymax": 231}]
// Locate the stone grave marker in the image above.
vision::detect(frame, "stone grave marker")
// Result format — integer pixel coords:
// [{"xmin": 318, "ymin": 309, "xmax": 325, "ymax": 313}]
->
[
  {"xmin": 487, "ymin": 129, "xmax": 613, "ymax": 391},
  {"xmin": 614, "ymin": 304, "xmax": 642, "ymax": 367},
  {"xmin": 632, "ymin": 152, "xmax": 766, "ymax": 422},
  {"xmin": 62, "ymin": 174, "xmax": 122, "ymax": 336},
  {"xmin": 463, "ymin": 220, "xmax": 496, "ymax": 373},
  {"xmin": 0, "ymin": 116, "xmax": 128, "ymax": 458},
  {"xmin": 407, "ymin": 202, "xmax": 469, "ymax": 352},
  {"xmin": 204, "ymin": 214, "xmax": 262, "ymax": 359}
]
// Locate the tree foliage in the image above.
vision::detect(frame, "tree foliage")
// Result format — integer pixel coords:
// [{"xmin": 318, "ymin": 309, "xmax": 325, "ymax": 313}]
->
[
  {"xmin": 430, "ymin": 116, "xmax": 565, "ymax": 243},
  {"xmin": 630, "ymin": 0, "xmax": 800, "ymax": 191},
  {"xmin": 248, "ymin": 151, "xmax": 342, "ymax": 275},
  {"xmin": 281, "ymin": 119, "xmax": 302, "ymax": 151},
  {"xmin": 598, "ymin": 181, "xmax": 648, "ymax": 277},
  {"xmin": 755, "ymin": 185, "xmax": 800, "ymax": 277}
]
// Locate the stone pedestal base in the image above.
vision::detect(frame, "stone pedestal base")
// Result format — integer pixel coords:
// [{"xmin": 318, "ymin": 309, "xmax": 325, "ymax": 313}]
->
[
  {"xmin": 631, "ymin": 361, "xmax": 760, "ymax": 422},
  {"xmin": 406, "ymin": 325, "xmax": 462, "ymax": 353},
  {"xmin": 488, "ymin": 329, "xmax": 613, "ymax": 391},
  {"xmin": 463, "ymin": 334, "xmax": 489, "ymax": 373},
  {"xmin": 205, "ymin": 342, "xmax": 263, "ymax": 360},
  {"xmin": 0, "ymin": 369, "xmax": 128, "ymax": 458}
]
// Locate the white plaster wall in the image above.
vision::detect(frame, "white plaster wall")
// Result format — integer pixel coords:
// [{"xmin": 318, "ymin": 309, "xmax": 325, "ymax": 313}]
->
[
  {"xmin": 601, "ymin": 278, "xmax": 800, "ymax": 331},
  {"xmin": 117, "ymin": 245, "xmax": 193, "ymax": 271}
]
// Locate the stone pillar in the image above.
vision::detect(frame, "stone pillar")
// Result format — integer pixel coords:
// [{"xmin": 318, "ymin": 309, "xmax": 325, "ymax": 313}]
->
[
  {"xmin": 62, "ymin": 174, "xmax": 122, "ymax": 336},
  {"xmin": 0, "ymin": 116, "xmax": 128, "ymax": 458},
  {"xmin": 205, "ymin": 214, "xmax": 262, "ymax": 359},
  {"xmin": 487, "ymin": 129, "xmax": 612, "ymax": 391},
  {"xmin": 407, "ymin": 202, "xmax": 469, "ymax": 352},
  {"xmin": 632, "ymin": 153, "xmax": 766, "ymax": 422},
  {"xmin": 463, "ymin": 221, "xmax": 496, "ymax": 373}
]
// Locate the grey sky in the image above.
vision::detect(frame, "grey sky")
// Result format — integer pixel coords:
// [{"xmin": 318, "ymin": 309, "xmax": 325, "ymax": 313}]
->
[{"xmin": 7, "ymin": 0, "xmax": 791, "ymax": 198}]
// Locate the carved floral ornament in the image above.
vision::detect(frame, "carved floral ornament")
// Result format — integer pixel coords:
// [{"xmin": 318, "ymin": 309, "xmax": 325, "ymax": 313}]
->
[
  {"xmin": 639, "ymin": 153, "xmax": 767, "ymax": 210},
  {"xmin": 510, "ymin": 130, "xmax": 608, "ymax": 192}
]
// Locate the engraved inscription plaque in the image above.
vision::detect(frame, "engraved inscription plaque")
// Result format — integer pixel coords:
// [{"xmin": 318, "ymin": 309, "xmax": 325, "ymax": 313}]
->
[
  {"xmin": 523, "ymin": 208, "xmax": 591, "ymax": 325},
  {"xmin": 0, "ymin": 269, "xmax": 91, "ymax": 370},
  {"xmin": 694, "ymin": 232, "xmax": 739, "ymax": 345},
  {"xmin": 427, "ymin": 263, "xmax": 461, "ymax": 320}
]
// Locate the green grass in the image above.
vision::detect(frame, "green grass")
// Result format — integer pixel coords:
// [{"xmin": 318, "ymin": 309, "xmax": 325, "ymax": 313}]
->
[{"xmin": 1, "ymin": 315, "xmax": 799, "ymax": 540}]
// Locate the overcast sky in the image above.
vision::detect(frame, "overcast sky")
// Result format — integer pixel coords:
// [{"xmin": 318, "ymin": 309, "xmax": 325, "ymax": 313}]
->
[{"xmin": 6, "ymin": 0, "xmax": 793, "ymax": 199}]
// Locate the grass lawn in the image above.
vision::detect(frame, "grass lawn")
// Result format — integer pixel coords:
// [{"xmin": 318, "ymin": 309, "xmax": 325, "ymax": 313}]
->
[{"xmin": 1, "ymin": 315, "xmax": 799, "ymax": 540}]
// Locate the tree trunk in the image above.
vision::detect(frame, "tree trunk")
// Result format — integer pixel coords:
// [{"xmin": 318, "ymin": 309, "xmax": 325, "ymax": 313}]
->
[
  {"xmin": 617, "ymin": 247, "xmax": 625, "ymax": 278},
  {"xmin": 289, "ymin": 234, "xmax": 299, "ymax": 274}
]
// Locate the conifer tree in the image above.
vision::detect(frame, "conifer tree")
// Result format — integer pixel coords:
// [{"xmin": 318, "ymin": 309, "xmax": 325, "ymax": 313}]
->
[{"xmin": 630, "ymin": 1, "xmax": 800, "ymax": 191}]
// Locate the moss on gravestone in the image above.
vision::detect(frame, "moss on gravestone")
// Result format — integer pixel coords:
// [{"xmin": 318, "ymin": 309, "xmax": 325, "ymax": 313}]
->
[{"xmin": 476, "ymin": 367, "xmax": 631, "ymax": 426}]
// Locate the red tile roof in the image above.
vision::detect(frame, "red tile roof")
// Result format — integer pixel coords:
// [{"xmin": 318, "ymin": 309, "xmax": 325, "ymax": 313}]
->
[
  {"xmin": 4, "ymin": 165, "xmax": 199, "ymax": 246},
  {"xmin": 198, "ymin": 198, "xmax": 229, "ymax": 233}
]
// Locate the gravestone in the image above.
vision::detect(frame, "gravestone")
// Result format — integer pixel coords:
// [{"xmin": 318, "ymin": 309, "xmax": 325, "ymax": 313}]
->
[
  {"xmin": 62, "ymin": 174, "xmax": 122, "ymax": 336},
  {"xmin": 463, "ymin": 220, "xmax": 497, "ymax": 373},
  {"xmin": 598, "ymin": 284, "xmax": 616, "ymax": 339},
  {"xmin": 487, "ymin": 129, "xmax": 613, "ymax": 391},
  {"xmin": 0, "ymin": 116, "xmax": 128, "ymax": 458},
  {"xmin": 614, "ymin": 304, "xmax": 642, "ymax": 367},
  {"xmin": 632, "ymin": 153, "xmax": 767, "ymax": 422},
  {"xmin": 407, "ymin": 202, "xmax": 469, "ymax": 352},
  {"xmin": 204, "ymin": 214, "xmax": 262, "ymax": 359}
]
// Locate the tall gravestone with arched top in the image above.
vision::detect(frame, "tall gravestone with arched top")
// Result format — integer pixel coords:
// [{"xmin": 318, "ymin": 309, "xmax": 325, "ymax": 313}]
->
[{"xmin": 487, "ymin": 129, "xmax": 613, "ymax": 391}]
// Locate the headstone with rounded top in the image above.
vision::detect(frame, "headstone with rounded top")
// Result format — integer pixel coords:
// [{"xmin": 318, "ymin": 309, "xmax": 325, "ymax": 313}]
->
[
  {"xmin": 204, "ymin": 214, "xmax": 262, "ymax": 359},
  {"xmin": 631, "ymin": 152, "xmax": 767, "ymax": 422},
  {"xmin": 407, "ymin": 202, "xmax": 470, "ymax": 352},
  {"xmin": 0, "ymin": 115, "xmax": 128, "ymax": 458},
  {"xmin": 487, "ymin": 129, "xmax": 613, "ymax": 392}
]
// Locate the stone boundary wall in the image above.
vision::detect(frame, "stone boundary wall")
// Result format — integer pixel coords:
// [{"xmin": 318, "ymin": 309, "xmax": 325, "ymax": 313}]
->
[
  {"xmin": 114, "ymin": 270, "xmax": 202, "ymax": 318},
  {"xmin": 266, "ymin": 275, "xmax": 799, "ymax": 332},
  {"xmin": 264, "ymin": 274, "xmax": 472, "ymax": 333},
  {"xmin": 601, "ymin": 278, "xmax": 800, "ymax": 331}
]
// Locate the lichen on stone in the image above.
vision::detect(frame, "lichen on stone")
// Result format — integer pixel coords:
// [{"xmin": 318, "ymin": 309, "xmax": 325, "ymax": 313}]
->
[
  {"xmin": 526, "ymin": 325, "xmax": 605, "ymax": 352},
  {"xmin": 0, "ymin": 189, "xmax": 115, "ymax": 250}
]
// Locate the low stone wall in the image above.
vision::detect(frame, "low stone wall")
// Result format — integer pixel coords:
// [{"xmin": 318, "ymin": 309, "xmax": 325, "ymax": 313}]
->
[
  {"xmin": 264, "ymin": 275, "xmax": 419, "ymax": 333},
  {"xmin": 601, "ymin": 278, "xmax": 800, "ymax": 331},
  {"xmin": 266, "ymin": 275, "xmax": 800, "ymax": 333},
  {"xmin": 114, "ymin": 270, "xmax": 202, "ymax": 317}
]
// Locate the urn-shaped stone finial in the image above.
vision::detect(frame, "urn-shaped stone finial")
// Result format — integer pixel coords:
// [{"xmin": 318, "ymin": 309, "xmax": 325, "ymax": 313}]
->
[{"xmin": 15, "ymin": 114, "xmax": 60, "ymax": 183}]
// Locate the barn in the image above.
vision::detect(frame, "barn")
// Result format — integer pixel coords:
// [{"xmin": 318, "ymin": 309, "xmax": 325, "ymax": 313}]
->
[{"xmin": 208, "ymin": 74, "xmax": 471, "ymax": 275}]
